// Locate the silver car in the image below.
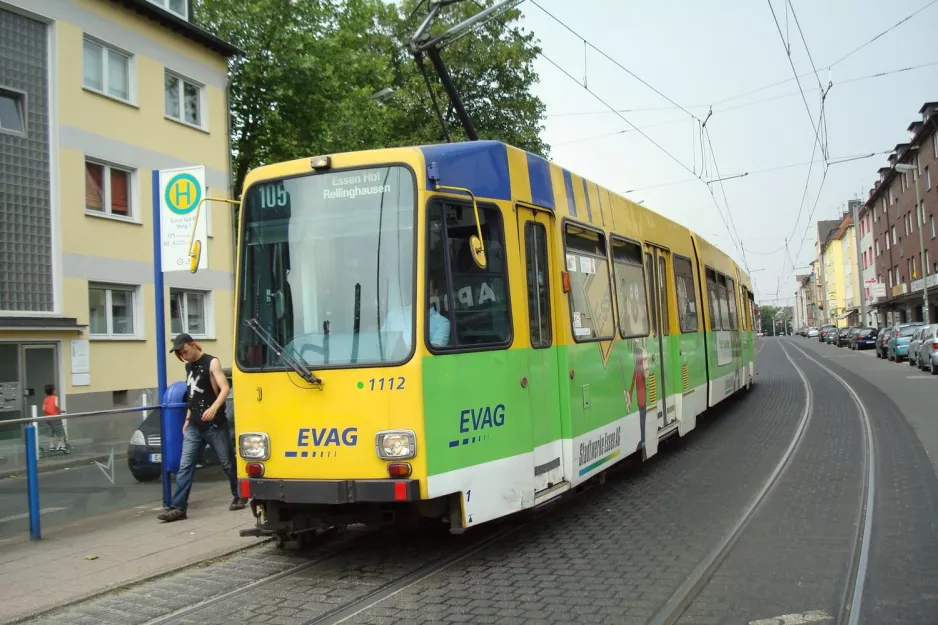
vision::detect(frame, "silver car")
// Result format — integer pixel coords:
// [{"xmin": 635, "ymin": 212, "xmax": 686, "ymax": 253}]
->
[
  {"xmin": 915, "ymin": 325, "xmax": 938, "ymax": 375},
  {"xmin": 908, "ymin": 325, "xmax": 930, "ymax": 367},
  {"xmin": 807, "ymin": 326, "xmax": 819, "ymax": 337}
]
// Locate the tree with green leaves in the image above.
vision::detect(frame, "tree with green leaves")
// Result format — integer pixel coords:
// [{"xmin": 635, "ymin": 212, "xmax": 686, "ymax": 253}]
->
[{"xmin": 193, "ymin": 0, "xmax": 548, "ymax": 196}]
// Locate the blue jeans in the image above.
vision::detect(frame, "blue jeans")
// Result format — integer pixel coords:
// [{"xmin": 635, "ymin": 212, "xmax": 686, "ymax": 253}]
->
[{"xmin": 170, "ymin": 424, "xmax": 238, "ymax": 511}]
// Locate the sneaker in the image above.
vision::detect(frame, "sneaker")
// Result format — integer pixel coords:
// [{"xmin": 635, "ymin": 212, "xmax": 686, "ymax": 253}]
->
[
  {"xmin": 229, "ymin": 497, "xmax": 249, "ymax": 511},
  {"xmin": 157, "ymin": 507, "xmax": 187, "ymax": 522}
]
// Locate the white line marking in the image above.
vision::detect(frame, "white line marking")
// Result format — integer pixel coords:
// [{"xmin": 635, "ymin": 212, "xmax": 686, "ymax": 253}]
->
[
  {"xmin": 786, "ymin": 341, "xmax": 875, "ymax": 625},
  {"xmin": 905, "ymin": 375, "xmax": 932, "ymax": 379},
  {"xmin": 94, "ymin": 447, "xmax": 115, "ymax": 485},
  {"xmin": 0, "ymin": 507, "xmax": 67, "ymax": 524},
  {"xmin": 749, "ymin": 610, "xmax": 832, "ymax": 624}
]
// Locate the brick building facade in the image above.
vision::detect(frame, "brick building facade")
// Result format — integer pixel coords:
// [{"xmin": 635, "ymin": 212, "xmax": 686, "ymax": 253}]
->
[{"xmin": 868, "ymin": 102, "xmax": 938, "ymax": 326}]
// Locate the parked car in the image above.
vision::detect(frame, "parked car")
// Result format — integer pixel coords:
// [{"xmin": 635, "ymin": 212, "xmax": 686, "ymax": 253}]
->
[
  {"xmin": 915, "ymin": 325, "xmax": 938, "ymax": 374},
  {"xmin": 807, "ymin": 327, "xmax": 819, "ymax": 337},
  {"xmin": 127, "ymin": 370, "xmax": 235, "ymax": 482},
  {"xmin": 850, "ymin": 327, "xmax": 877, "ymax": 350},
  {"xmin": 908, "ymin": 325, "xmax": 931, "ymax": 367},
  {"xmin": 819, "ymin": 324, "xmax": 837, "ymax": 343},
  {"xmin": 886, "ymin": 322, "xmax": 924, "ymax": 362},
  {"xmin": 826, "ymin": 327, "xmax": 839, "ymax": 344},
  {"xmin": 875, "ymin": 327, "xmax": 891, "ymax": 358},
  {"xmin": 836, "ymin": 327, "xmax": 853, "ymax": 347}
]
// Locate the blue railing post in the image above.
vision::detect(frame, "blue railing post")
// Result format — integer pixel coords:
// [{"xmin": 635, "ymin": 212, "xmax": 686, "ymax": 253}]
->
[
  {"xmin": 153, "ymin": 170, "xmax": 170, "ymax": 508},
  {"xmin": 24, "ymin": 422, "xmax": 41, "ymax": 540}
]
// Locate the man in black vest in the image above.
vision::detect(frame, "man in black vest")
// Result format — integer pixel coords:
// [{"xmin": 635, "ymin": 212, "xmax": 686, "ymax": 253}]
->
[{"xmin": 158, "ymin": 333, "xmax": 247, "ymax": 522}]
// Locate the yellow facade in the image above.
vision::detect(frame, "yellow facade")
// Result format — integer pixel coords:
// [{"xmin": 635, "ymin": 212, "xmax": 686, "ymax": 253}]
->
[
  {"xmin": 840, "ymin": 224, "xmax": 861, "ymax": 316},
  {"xmin": 824, "ymin": 238, "xmax": 846, "ymax": 326},
  {"xmin": 0, "ymin": 0, "xmax": 236, "ymax": 420}
]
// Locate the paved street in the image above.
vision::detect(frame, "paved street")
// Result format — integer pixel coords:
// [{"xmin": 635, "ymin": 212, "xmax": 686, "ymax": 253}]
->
[
  {"xmin": 0, "ymin": 462, "xmax": 230, "ymax": 540},
  {"xmin": 11, "ymin": 338, "xmax": 938, "ymax": 625}
]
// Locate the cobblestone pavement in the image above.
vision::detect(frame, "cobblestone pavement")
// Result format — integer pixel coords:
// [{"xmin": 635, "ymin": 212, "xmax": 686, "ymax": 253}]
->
[
  {"xmin": 22, "ymin": 337, "xmax": 938, "ymax": 625},
  {"xmin": 788, "ymin": 338, "xmax": 938, "ymax": 625},
  {"xmin": 678, "ymin": 341, "xmax": 866, "ymax": 624}
]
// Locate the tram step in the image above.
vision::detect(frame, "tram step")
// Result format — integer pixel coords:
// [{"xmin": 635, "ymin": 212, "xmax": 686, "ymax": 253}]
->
[{"xmin": 534, "ymin": 481, "xmax": 571, "ymax": 507}]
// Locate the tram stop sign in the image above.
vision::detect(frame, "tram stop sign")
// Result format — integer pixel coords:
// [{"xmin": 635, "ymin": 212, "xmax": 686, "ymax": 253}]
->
[{"xmin": 159, "ymin": 165, "xmax": 207, "ymax": 273}]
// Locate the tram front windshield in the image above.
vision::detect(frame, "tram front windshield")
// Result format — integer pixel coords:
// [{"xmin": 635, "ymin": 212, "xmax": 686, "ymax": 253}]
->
[{"xmin": 236, "ymin": 166, "xmax": 416, "ymax": 370}]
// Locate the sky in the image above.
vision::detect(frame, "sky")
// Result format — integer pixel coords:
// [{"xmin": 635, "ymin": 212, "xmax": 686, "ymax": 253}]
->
[{"xmin": 508, "ymin": 0, "xmax": 938, "ymax": 306}]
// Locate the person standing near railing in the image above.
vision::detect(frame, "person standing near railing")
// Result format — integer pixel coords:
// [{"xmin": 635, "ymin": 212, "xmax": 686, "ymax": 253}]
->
[
  {"xmin": 158, "ymin": 333, "xmax": 248, "ymax": 522},
  {"xmin": 42, "ymin": 384, "xmax": 68, "ymax": 453}
]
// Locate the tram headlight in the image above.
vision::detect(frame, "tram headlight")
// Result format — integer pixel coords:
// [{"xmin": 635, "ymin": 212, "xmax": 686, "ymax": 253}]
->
[
  {"xmin": 375, "ymin": 430, "xmax": 416, "ymax": 460},
  {"xmin": 239, "ymin": 432, "xmax": 270, "ymax": 460}
]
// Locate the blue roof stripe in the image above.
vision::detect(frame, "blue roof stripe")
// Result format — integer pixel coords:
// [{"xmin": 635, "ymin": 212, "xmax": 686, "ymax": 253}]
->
[
  {"xmin": 581, "ymin": 178, "xmax": 593, "ymax": 223},
  {"xmin": 526, "ymin": 153, "xmax": 554, "ymax": 209},
  {"xmin": 562, "ymin": 169, "xmax": 577, "ymax": 217},
  {"xmin": 419, "ymin": 141, "xmax": 511, "ymax": 200}
]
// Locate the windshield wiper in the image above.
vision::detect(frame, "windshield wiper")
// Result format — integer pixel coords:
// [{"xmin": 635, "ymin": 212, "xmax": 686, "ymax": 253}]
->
[{"xmin": 244, "ymin": 317, "xmax": 322, "ymax": 387}]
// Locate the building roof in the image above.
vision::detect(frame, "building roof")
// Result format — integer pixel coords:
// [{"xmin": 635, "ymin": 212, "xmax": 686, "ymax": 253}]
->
[
  {"xmin": 108, "ymin": 0, "xmax": 241, "ymax": 57},
  {"xmin": 817, "ymin": 219, "xmax": 840, "ymax": 246},
  {"xmin": 919, "ymin": 102, "xmax": 938, "ymax": 115}
]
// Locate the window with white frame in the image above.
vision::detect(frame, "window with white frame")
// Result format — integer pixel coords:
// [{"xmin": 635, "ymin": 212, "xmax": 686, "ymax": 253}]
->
[
  {"xmin": 876, "ymin": 240, "xmax": 881, "ymax": 257},
  {"xmin": 931, "ymin": 214, "xmax": 935, "ymax": 239},
  {"xmin": 164, "ymin": 71, "xmax": 202, "ymax": 127},
  {"xmin": 882, "ymin": 197, "xmax": 887, "ymax": 213},
  {"xmin": 934, "ymin": 134, "xmax": 938, "ymax": 160},
  {"xmin": 89, "ymin": 284, "xmax": 138, "ymax": 337},
  {"xmin": 82, "ymin": 37, "xmax": 131, "ymax": 102},
  {"xmin": 927, "ymin": 166, "xmax": 932, "ymax": 191},
  {"xmin": 892, "ymin": 226, "xmax": 897, "ymax": 245},
  {"xmin": 170, "ymin": 289, "xmax": 210, "ymax": 337},
  {"xmin": 85, "ymin": 159, "xmax": 133, "ymax": 218},
  {"xmin": 147, "ymin": 0, "xmax": 188, "ymax": 19},
  {"xmin": 926, "ymin": 250, "xmax": 931, "ymax": 275}
]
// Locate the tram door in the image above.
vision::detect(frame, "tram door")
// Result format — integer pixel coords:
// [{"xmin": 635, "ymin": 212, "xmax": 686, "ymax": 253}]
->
[
  {"xmin": 519, "ymin": 206, "xmax": 564, "ymax": 493},
  {"xmin": 644, "ymin": 245, "xmax": 676, "ymax": 450}
]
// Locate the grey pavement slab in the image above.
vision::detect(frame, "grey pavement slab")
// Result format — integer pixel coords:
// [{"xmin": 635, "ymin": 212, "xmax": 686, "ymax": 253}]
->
[{"xmin": 0, "ymin": 486, "xmax": 267, "ymax": 625}]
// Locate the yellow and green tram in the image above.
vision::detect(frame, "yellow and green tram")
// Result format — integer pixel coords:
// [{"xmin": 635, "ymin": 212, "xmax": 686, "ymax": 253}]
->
[{"xmin": 232, "ymin": 141, "xmax": 757, "ymax": 540}]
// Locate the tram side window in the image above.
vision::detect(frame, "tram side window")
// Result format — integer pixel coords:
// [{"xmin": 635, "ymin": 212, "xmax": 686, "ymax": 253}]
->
[
  {"xmin": 564, "ymin": 224, "xmax": 614, "ymax": 341},
  {"xmin": 426, "ymin": 201, "xmax": 510, "ymax": 350},
  {"xmin": 525, "ymin": 221, "xmax": 552, "ymax": 348},
  {"xmin": 716, "ymin": 274, "xmax": 731, "ymax": 330},
  {"xmin": 673, "ymin": 256, "xmax": 699, "ymax": 333},
  {"xmin": 726, "ymin": 276, "xmax": 738, "ymax": 330},
  {"xmin": 706, "ymin": 268, "xmax": 721, "ymax": 331},
  {"xmin": 611, "ymin": 238, "xmax": 649, "ymax": 338}
]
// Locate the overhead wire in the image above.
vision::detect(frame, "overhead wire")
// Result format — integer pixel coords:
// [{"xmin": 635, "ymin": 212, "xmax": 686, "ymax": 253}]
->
[
  {"xmin": 767, "ymin": 0, "xmax": 826, "ymax": 162},
  {"xmin": 828, "ymin": 0, "xmax": 938, "ymax": 67},
  {"xmin": 546, "ymin": 59, "xmax": 938, "ymax": 118},
  {"xmin": 520, "ymin": 0, "xmax": 750, "ymax": 263},
  {"xmin": 529, "ymin": 0, "xmax": 702, "ymax": 122}
]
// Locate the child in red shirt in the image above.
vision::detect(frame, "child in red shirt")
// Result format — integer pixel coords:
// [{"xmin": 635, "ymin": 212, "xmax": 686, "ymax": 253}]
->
[{"xmin": 42, "ymin": 384, "xmax": 67, "ymax": 452}]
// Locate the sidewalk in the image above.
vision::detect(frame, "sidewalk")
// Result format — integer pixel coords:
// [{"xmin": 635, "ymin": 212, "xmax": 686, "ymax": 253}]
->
[
  {"xmin": 0, "ymin": 438, "xmax": 128, "ymax": 480},
  {"xmin": 0, "ymin": 487, "xmax": 268, "ymax": 625}
]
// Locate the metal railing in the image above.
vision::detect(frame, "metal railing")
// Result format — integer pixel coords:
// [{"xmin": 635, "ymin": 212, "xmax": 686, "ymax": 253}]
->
[{"xmin": 2, "ymin": 389, "xmax": 188, "ymax": 541}]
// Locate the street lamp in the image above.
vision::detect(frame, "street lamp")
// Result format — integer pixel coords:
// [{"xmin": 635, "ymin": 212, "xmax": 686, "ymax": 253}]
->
[{"xmin": 895, "ymin": 160, "xmax": 928, "ymax": 323}]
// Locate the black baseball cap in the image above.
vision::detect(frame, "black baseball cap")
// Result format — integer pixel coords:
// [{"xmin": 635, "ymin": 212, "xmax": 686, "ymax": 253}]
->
[{"xmin": 169, "ymin": 333, "xmax": 194, "ymax": 353}]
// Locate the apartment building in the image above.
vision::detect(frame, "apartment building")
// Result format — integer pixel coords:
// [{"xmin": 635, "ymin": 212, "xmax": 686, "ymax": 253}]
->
[
  {"xmin": 0, "ymin": 0, "xmax": 237, "ymax": 441},
  {"xmin": 870, "ymin": 103, "xmax": 938, "ymax": 326}
]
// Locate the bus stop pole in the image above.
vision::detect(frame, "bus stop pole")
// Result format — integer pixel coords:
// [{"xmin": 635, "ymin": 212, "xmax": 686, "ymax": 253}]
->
[
  {"xmin": 152, "ymin": 170, "xmax": 170, "ymax": 508},
  {"xmin": 25, "ymin": 407, "xmax": 41, "ymax": 540}
]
